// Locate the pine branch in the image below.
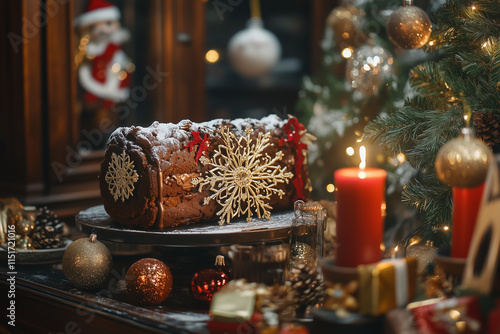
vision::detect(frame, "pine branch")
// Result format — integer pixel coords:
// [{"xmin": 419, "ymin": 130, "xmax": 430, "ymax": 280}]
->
[
  {"xmin": 406, "ymin": 107, "xmax": 463, "ymax": 170},
  {"xmin": 366, "ymin": 0, "xmax": 499, "ymax": 235},
  {"xmin": 402, "ymin": 172, "xmax": 452, "ymax": 225}
]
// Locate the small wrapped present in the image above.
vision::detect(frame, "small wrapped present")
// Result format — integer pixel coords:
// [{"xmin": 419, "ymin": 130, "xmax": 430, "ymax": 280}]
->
[
  {"xmin": 209, "ymin": 279, "xmax": 295, "ymax": 334},
  {"xmin": 358, "ymin": 258, "xmax": 417, "ymax": 315},
  {"xmin": 210, "ymin": 279, "xmax": 258, "ymax": 322},
  {"xmin": 408, "ymin": 296, "xmax": 482, "ymax": 334}
]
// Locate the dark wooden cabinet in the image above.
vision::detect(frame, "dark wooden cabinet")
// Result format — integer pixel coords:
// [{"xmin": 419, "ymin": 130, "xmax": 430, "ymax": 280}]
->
[{"xmin": 0, "ymin": 0, "xmax": 207, "ymax": 218}]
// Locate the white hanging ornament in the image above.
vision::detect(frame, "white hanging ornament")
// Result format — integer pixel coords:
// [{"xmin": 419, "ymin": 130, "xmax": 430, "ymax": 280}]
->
[
  {"xmin": 345, "ymin": 42, "xmax": 395, "ymax": 97},
  {"xmin": 228, "ymin": 18, "xmax": 281, "ymax": 78}
]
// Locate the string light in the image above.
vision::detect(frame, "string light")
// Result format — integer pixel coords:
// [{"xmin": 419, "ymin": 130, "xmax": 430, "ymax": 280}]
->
[
  {"xmin": 346, "ymin": 147, "xmax": 355, "ymax": 156},
  {"xmin": 111, "ymin": 63, "xmax": 121, "ymax": 73},
  {"xmin": 359, "ymin": 146, "xmax": 366, "ymax": 169},
  {"xmin": 341, "ymin": 48, "xmax": 353, "ymax": 59},
  {"xmin": 326, "ymin": 184, "xmax": 335, "ymax": 193},
  {"xmin": 205, "ymin": 49, "xmax": 220, "ymax": 63}
]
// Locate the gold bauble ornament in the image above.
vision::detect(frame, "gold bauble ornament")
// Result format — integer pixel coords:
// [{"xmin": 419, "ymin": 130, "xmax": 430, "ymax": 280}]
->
[
  {"xmin": 126, "ymin": 258, "xmax": 173, "ymax": 305},
  {"xmin": 290, "ymin": 242, "xmax": 314, "ymax": 263},
  {"xmin": 327, "ymin": 4, "xmax": 367, "ymax": 49},
  {"xmin": 386, "ymin": 0, "xmax": 432, "ymax": 49},
  {"xmin": 346, "ymin": 43, "xmax": 395, "ymax": 97},
  {"xmin": 63, "ymin": 233, "xmax": 112, "ymax": 290},
  {"xmin": 435, "ymin": 128, "xmax": 492, "ymax": 188}
]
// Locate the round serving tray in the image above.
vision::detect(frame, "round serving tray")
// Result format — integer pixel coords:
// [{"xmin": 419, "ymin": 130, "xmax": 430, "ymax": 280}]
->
[{"xmin": 75, "ymin": 205, "xmax": 293, "ymax": 247}]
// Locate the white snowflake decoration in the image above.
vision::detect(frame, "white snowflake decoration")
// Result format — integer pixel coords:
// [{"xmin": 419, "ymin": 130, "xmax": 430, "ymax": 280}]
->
[
  {"xmin": 192, "ymin": 126, "xmax": 294, "ymax": 225},
  {"xmin": 105, "ymin": 150, "xmax": 139, "ymax": 202}
]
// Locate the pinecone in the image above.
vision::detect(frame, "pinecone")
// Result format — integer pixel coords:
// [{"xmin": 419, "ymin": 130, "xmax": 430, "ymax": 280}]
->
[
  {"xmin": 31, "ymin": 207, "xmax": 66, "ymax": 249},
  {"xmin": 287, "ymin": 261, "xmax": 325, "ymax": 312},
  {"xmin": 473, "ymin": 112, "xmax": 500, "ymax": 147}
]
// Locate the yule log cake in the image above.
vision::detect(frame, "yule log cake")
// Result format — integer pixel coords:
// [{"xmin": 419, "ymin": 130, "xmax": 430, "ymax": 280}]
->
[{"xmin": 99, "ymin": 115, "xmax": 314, "ymax": 229}]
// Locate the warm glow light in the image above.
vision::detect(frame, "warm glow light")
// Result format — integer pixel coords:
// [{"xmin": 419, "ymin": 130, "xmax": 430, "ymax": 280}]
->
[
  {"xmin": 118, "ymin": 71, "xmax": 128, "ymax": 80},
  {"xmin": 111, "ymin": 63, "xmax": 121, "ymax": 73},
  {"xmin": 341, "ymin": 48, "xmax": 353, "ymax": 59},
  {"xmin": 126, "ymin": 63, "xmax": 136, "ymax": 73},
  {"xmin": 397, "ymin": 153, "xmax": 406, "ymax": 163},
  {"xmin": 326, "ymin": 184, "xmax": 335, "ymax": 193},
  {"xmin": 394, "ymin": 245, "xmax": 399, "ymax": 252},
  {"xmin": 346, "ymin": 147, "xmax": 355, "ymax": 156},
  {"xmin": 429, "ymin": 41, "xmax": 434, "ymax": 46},
  {"xmin": 444, "ymin": 226, "xmax": 449, "ymax": 231},
  {"xmin": 471, "ymin": 5, "xmax": 476, "ymax": 10},
  {"xmin": 205, "ymin": 49, "xmax": 220, "ymax": 63},
  {"xmin": 359, "ymin": 146, "xmax": 366, "ymax": 169}
]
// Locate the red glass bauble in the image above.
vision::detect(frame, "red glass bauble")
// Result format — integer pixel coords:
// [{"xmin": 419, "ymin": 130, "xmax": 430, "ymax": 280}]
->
[{"xmin": 191, "ymin": 268, "xmax": 229, "ymax": 303}]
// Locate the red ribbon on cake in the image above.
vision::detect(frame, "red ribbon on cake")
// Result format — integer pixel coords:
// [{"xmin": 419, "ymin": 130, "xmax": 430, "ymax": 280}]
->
[
  {"xmin": 186, "ymin": 132, "xmax": 210, "ymax": 163},
  {"xmin": 280, "ymin": 117, "xmax": 307, "ymax": 201}
]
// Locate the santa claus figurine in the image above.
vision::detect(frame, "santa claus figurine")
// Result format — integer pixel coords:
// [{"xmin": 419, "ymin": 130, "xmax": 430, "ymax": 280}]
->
[{"xmin": 75, "ymin": 0, "xmax": 132, "ymax": 109}]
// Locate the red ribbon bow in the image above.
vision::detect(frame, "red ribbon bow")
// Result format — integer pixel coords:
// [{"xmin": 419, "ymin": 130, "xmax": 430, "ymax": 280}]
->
[
  {"xmin": 185, "ymin": 132, "xmax": 210, "ymax": 163},
  {"xmin": 280, "ymin": 117, "xmax": 307, "ymax": 201}
]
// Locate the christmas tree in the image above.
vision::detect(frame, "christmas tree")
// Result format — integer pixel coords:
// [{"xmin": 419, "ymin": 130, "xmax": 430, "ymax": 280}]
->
[
  {"xmin": 296, "ymin": 0, "xmax": 432, "ymax": 200},
  {"xmin": 365, "ymin": 0, "xmax": 500, "ymax": 238}
]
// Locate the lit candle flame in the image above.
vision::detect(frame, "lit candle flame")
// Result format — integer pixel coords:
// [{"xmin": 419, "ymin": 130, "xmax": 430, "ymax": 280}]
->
[{"xmin": 359, "ymin": 146, "xmax": 366, "ymax": 169}]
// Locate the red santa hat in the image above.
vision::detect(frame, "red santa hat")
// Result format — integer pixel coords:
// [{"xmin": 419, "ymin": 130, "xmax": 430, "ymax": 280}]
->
[{"xmin": 74, "ymin": 0, "xmax": 120, "ymax": 28}]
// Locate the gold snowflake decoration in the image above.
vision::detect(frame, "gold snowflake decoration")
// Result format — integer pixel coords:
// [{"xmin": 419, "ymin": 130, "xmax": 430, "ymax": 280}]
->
[
  {"xmin": 105, "ymin": 150, "xmax": 139, "ymax": 202},
  {"xmin": 192, "ymin": 126, "xmax": 293, "ymax": 225}
]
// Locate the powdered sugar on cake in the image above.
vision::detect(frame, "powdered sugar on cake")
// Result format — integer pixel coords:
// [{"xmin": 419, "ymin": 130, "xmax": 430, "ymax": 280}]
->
[{"xmin": 108, "ymin": 115, "xmax": 286, "ymax": 164}]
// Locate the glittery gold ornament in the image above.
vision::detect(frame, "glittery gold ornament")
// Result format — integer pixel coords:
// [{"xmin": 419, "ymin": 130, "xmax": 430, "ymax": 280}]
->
[
  {"xmin": 324, "ymin": 281, "xmax": 359, "ymax": 318},
  {"xmin": 126, "ymin": 258, "xmax": 173, "ymax": 305},
  {"xmin": 386, "ymin": 0, "xmax": 432, "ymax": 49},
  {"xmin": 406, "ymin": 241, "xmax": 437, "ymax": 275},
  {"xmin": 327, "ymin": 4, "xmax": 367, "ymax": 49},
  {"xmin": 63, "ymin": 233, "xmax": 112, "ymax": 290},
  {"xmin": 290, "ymin": 242, "xmax": 314, "ymax": 263},
  {"xmin": 346, "ymin": 43, "xmax": 395, "ymax": 97},
  {"xmin": 435, "ymin": 128, "xmax": 492, "ymax": 187}
]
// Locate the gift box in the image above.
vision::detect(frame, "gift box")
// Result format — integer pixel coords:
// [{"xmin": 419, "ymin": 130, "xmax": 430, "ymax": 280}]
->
[
  {"xmin": 358, "ymin": 258, "xmax": 417, "ymax": 315},
  {"xmin": 208, "ymin": 279, "xmax": 295, "ymax": 334},
  {"xmin": 210, "ymin": 279, "xmax": 258, "ymax": 322},
  {"xmin": 408, "ymin": 296, "xmax": 482, "ymax": 334}
]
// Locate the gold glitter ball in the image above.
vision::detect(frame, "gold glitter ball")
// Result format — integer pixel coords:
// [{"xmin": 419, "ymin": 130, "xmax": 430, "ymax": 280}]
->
[
  {"xmin": 290, "ymin": 242, "xmax": 314, "ymax": 263},
  {"xmin": 436, "ymin": 128, "xmax": 491, "ymax": 187},
  {"xmin": 126, "ymin": 258, "xmax": 173, "ymax": 305},
  {"xmin": 386, "ymin": 4, "xmax": 432, "ymax": 49},
  {"xmin": 327, "ymin": 4, "xmax": 367, "ymax": 49},
  {"xmin": 62, "ymin": 233, "xmax": 113, "ymax": 290}
]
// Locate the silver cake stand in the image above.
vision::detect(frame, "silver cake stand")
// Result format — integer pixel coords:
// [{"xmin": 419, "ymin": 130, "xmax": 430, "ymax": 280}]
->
[{"xmin": 75, "ymin": 205, "xmax": 293, "ymax": 247}]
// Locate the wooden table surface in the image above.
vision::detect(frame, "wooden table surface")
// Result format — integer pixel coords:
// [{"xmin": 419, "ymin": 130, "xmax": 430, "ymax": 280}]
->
[{"xmin": 0, "ymin": 248, "xmax": 217, "ymax": 334}]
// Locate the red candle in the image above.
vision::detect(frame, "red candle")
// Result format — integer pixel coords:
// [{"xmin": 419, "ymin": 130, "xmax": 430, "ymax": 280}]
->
[
  {"xmin": 334, "ymin": 155, "xmax": 386, "ymax": 267},
  {"xmin": 451, "ymin": 183, "xmax": 484, "ymax": 258}
]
